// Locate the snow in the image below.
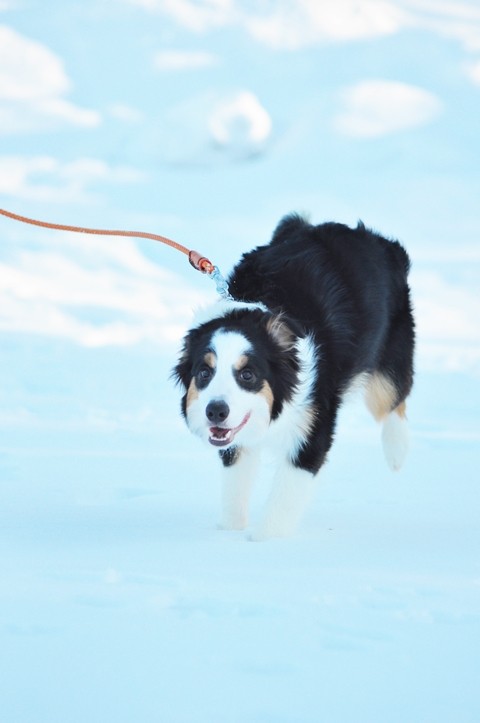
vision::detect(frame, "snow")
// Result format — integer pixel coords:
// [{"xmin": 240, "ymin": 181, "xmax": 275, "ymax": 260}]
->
[
  {"xmin": 1, "ymin": 333, "xmax": 479, "ymax": 721},
  {"xmin": 2, "ymin": 1, "xmax": 480, "ymax": 717}
]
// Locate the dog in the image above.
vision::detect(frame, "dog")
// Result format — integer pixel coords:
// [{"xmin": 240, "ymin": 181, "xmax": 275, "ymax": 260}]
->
[{"xmin": 173, "ymin": 214, "xmax": 415, "ymax": 540}]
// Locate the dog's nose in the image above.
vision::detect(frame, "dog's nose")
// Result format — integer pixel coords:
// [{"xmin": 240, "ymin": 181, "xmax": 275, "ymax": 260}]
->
[{"xmin": 206, "ymin": 399, "xmax": 230, "ymax": 425}]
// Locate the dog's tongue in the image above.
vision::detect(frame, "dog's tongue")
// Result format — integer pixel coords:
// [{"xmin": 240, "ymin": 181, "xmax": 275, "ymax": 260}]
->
[{"xmin": 210, "ymin": 427, "xmax": 231, "ymax": 440}]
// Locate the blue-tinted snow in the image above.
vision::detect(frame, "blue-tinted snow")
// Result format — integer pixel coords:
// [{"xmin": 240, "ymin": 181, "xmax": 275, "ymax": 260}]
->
[{"xmin": 1, "ymin": 337, "xmax": 479, "ymax": 722}]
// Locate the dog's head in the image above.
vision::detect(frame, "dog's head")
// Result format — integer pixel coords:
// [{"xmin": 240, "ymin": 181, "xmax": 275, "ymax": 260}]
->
[{"xmin": 172, "ymin": 302, "xmax": 300, "ymax": 450}]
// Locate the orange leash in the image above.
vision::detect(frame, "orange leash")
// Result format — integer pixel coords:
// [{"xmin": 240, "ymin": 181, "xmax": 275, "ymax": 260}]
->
[{"xmin": 0, "ymin": 206, "xmax": 223, "ymax": 281}]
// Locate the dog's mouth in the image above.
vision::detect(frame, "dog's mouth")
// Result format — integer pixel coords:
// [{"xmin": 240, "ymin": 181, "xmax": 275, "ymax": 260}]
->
[{"xmin": 208, "ymin": 412, "xmax": 251, "ymax": 447}]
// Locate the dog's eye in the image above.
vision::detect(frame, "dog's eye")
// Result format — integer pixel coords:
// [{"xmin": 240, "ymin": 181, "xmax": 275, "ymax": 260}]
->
[
  {"xmin": 239, "ymin": 368, "xmax": 255, "ymax": 383},
  {"xmin": 198, "ymin": 366, "xmax": 212, "ymax": 381}
]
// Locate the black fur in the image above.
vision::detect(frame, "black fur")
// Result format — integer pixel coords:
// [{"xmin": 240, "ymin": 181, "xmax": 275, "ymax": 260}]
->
[
  {"xmin": 229, "ymin": 214, "xmax": 414, "ymax": 472},
  {"xmin": 174, "ymin": 214, "xmax": 415, "ymax": 476},
  {"xmin": 219, "ymin": 446, "xmax": 241, "ymax": 467}
]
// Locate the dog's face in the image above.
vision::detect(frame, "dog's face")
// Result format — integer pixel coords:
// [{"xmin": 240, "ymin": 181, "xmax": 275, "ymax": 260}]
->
[
  {"xmin": 182, "ymin": 328, "xmax": 273, "ymax": 448},
  {"xmin": 173, "ymin": 306, "xmax": 300, "ymax": 450}
]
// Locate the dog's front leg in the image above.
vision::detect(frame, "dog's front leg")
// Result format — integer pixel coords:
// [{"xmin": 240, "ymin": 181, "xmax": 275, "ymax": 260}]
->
[
  {"xmin": 250, "ymin": 461, "xmax": 316, "ymax": 541},
  {"xmin": 218, "ymin": 446, "xmax": 260, "ymax": 530}
]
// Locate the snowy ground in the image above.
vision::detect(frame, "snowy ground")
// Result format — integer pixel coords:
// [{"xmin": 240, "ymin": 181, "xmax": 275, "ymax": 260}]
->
[{"xmin": 1, "ymin": 334, "xmax": 479, "ymax": 722}]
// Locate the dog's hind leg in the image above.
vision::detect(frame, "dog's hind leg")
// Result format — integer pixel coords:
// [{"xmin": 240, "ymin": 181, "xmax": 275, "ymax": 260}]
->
[
  {"xmin": 365, "ymin": 372, "xmax": 410, "ymax": 471},
  {"xmin": 218, "ymin": 446, "xmax": 261, "ymax": 530},
  {"xmin": 366, "ymin": 296, "xmax": 415, "ymax": 471},
  {"xmin": 381, "ymin": 400, "xmax": 410, "ymax": 472}
]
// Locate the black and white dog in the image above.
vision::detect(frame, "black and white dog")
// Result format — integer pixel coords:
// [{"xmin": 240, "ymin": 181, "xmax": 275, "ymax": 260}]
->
[{"xmin": 173, "ymin": 215, "xmax": 415, "ymax": 540}]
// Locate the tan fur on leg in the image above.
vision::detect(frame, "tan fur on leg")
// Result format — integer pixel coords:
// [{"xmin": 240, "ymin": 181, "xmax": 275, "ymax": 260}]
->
[{"xmin": 365, "ymin": 372, "xmax": 398, "ymax": 421}]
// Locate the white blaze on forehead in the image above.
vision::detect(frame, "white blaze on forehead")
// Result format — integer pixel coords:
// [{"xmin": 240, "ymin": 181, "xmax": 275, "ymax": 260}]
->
[
  {"xmin": 204, "ymin": 329, "xmax": 253, "ymax": 402},
  {"xmin": 210, "ymin": 329, "xmax": 251, "ymax": 375},
  {"xmin": 198, "ymin": 330, "xmax": 253, "ymax": 431}
]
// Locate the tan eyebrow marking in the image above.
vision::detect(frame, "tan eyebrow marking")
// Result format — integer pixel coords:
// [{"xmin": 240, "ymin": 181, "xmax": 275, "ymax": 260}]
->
[
  {"xmin": 234, "ymin": 354, "xmax": 249, "ymax": 371},
  {"xmin": 203, "ymin": 351, "xmax": 216, "ymax": 368}
]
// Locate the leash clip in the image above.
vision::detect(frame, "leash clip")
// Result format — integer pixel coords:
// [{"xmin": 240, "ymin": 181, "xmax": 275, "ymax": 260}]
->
[
  {"xmin": 209, "ymin": 266, "xmax": 233, "ymax": 300},
  {"xmin": 189, "ymin": 250, "xmax": 233, "ymax": 300}
]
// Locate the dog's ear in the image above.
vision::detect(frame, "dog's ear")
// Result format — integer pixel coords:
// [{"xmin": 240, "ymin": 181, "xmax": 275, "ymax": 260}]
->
[
  {"xmin": 171, "ymin": 334, "xmax": 192, "ymax": 390},
  {"xmin": 266, "ymin": 313, "xmax": 297, "ymax": 352},
  {"xmin": 264, "ymin": 312, "xmax": 301, "ymax": 419}
]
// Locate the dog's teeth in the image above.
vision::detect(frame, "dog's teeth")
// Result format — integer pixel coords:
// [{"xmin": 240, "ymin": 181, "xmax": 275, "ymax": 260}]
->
[{"xmin": 210, "ymin": 428, "xmax": 231, "ymax": 441}]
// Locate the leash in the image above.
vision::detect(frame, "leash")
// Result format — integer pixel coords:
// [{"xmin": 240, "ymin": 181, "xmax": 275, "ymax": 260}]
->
[{"xmin": 0, "ymin": 207, "xmax": 232, "ymax": 299}]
